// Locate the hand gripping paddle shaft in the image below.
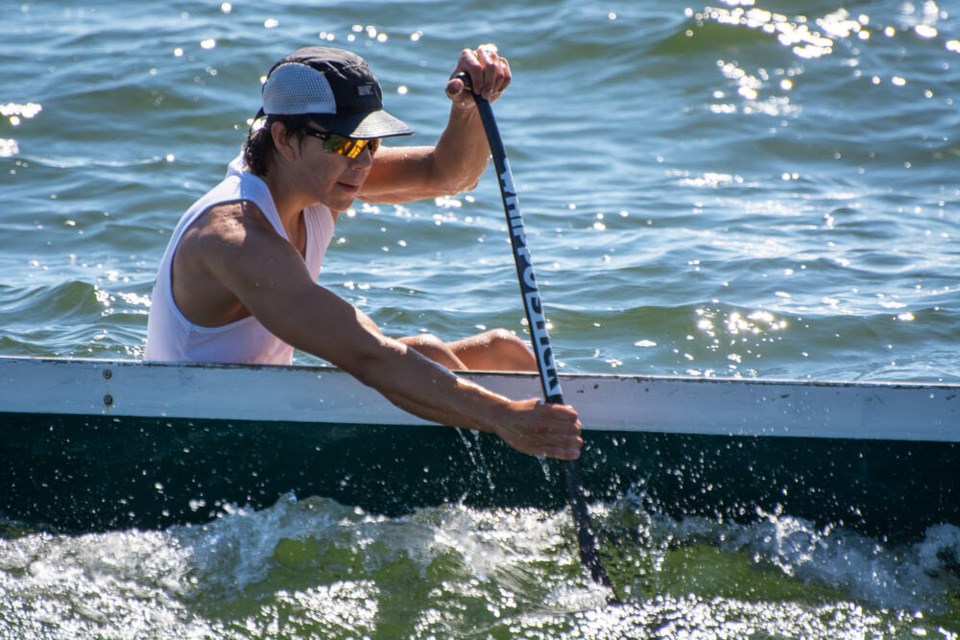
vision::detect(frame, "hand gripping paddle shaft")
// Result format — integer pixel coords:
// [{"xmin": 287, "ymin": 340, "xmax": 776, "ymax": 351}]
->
[{"xmin": 463, "ymin": 78, "xmax": 616, "ymax": 595}]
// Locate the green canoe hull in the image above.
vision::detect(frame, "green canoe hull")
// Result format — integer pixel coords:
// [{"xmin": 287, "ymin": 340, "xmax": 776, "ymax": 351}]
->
[{"xmin": 3, "ymin": 411, "xmax": 954, "ymax": 539}]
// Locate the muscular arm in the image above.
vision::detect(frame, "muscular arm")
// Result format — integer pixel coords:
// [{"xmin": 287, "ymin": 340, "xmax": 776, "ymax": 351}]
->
[
  {"xmin": 188, "ymin": 203, "xmax": 581, "ymax": 459},
  {"xmin": 358, "ymin": 105, "xmax": 489, "ymax": 203},
  {"xmin": 357, "ymin": 46, "xmax": 510, "ymax": 204}
]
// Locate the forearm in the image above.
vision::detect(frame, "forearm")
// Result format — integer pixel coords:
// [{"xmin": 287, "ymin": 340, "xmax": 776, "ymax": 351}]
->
[
  {"xmin": 259, "ymin": 296, "xmax": 580, "ymax": 459},
  {"xmin": 323, "ymin": 334, "xmax": 580, "ymax": 459},
  {"xmin": 359, "ymin": 105, "xmax": 490, "ymax": 204},
  {"xmin": 426, "ymin": 101, "xmax": 491, "ymax": 194},
  {"xmin": 359, "ymin": 44, "xmax": 510, "ymax": 204},
  {"xmin": 347, "ymin": 342, "xmax": 510, "ymax": 432},
  {"xmin": 248, "ymin": 283, "xmax": 511, "ymax": 432}
]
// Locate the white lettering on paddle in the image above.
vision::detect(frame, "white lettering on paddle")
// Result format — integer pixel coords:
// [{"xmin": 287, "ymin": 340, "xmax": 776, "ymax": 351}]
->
[
  {"xmin": 526, "ymin": 290, "xmax": 560, "ymax": 397},
  {"xmin": 499, "ymin": 162, "xmax": 560, "ymax": 398}
]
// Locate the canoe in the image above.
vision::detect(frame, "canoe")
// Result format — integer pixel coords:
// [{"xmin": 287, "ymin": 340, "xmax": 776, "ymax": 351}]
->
[{"xmin": 1, "ymin": 355, "xmax": 957, "ymax": 538}]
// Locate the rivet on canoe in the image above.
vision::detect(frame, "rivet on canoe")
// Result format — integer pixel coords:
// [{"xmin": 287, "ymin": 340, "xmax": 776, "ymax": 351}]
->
[
  {"xmin": 103, "ymin": 369, "xmax": 113, "ymax": 380},
  {"xmin": 103, "ymin": 394, "xmax": 114, "ymax": 407}
]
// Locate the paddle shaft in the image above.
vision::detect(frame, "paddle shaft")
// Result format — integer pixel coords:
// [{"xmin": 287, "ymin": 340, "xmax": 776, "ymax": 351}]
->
[{"xmin": 468, "ymin": 89, "xmax": 615, "ymax": 594}]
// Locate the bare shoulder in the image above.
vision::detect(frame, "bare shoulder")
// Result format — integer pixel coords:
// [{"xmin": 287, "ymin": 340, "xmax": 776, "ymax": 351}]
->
[
  {"xmin": 174, "ymin": 199, "xmax": 290, "ymax": 285},
  {"xmin": 182, "ymin": 200, "xmax": 273, "ymax": 250},
  {"xmin": 176, "ymin": 200, "xmax": 299, "ymax": 279},
  {"xmin": 171, "ymin": 199, "xmax": 304, "ymax": 326}
]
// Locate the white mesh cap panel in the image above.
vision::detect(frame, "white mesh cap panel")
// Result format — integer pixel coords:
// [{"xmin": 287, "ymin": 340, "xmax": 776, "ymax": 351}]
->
[{"xmin": 262, "ymin": 63, "xmax": 337, "ymax": 115}]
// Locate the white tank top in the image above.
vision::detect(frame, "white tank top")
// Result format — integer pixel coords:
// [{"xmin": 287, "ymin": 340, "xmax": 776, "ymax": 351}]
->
[{"xmin": 145, "ymin": 154, "xmax": 335, "ymax": 364}]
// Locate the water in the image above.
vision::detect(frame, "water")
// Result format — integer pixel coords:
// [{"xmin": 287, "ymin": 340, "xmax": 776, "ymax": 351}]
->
[
  {"xmin": 1, "ymin": 0, "xmax": 959, "ymax": 636},
  {"xmin": 3, "ymin": 496, "xmax": 960, "ymax": 637}
]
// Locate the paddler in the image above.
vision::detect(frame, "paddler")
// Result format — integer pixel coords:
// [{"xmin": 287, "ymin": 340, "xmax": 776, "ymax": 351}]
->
[{"xmin": 145, "ymin": 45, "xmax": 582, "ymax": 460}]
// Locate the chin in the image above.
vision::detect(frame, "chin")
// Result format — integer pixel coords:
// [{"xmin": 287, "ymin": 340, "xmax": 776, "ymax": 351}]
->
[{"xmin": 328, "ymin": 196, "xmax": 356, "ymax": 213}]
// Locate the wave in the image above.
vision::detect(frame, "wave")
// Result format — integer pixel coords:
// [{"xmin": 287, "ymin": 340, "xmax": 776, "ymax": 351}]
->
[
  {"xmin": 0, "ymin": 281, "xmax": 149, "ymax": 358},
  {"xmin": 2, "ymin": 493, "xmax": 957, "ymax": 637}
]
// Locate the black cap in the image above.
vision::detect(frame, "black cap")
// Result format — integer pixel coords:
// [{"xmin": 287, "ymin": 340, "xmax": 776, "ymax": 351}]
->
[{"xmin": 257, "ymin": 46, "xmax": 414, "ymax": 139}]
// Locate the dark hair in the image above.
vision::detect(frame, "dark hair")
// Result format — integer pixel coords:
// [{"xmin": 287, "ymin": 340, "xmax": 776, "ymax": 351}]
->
[{"xmin": 242, "ymin": 114, "xmax": 314, "ymax": 177}]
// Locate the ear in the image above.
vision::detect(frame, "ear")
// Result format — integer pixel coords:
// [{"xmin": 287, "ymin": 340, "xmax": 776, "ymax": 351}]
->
[{"xmin": 270, "ymin": 121, "xmax": 299, "ymax": 163}]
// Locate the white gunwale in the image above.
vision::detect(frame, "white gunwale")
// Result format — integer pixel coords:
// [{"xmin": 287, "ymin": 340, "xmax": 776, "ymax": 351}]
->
[{"xmin": 1, "ymin": 356, "xmax": 957, "ymax": 443}]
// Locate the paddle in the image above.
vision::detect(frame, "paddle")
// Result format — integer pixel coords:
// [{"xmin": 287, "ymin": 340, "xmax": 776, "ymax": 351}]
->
[{"xmin": 458, "ymin": 74, "xmax": 617, "ymax": 597}]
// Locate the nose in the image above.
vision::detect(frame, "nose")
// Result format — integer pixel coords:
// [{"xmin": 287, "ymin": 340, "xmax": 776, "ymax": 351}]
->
[{"xmin": 349, "ymin": 145, "xmax": 375, "ymax": 168}]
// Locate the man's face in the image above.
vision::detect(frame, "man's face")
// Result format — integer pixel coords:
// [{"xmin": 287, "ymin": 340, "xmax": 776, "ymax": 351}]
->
[{"xmin": 284, "ymin": 122, "xmax": 379, "ymax": 212}]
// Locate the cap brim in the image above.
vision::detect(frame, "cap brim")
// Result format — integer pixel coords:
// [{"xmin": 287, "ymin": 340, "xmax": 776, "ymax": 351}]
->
[{"xmin": 309, "ymin": 109, "xmax": 414, "ymax": 139}]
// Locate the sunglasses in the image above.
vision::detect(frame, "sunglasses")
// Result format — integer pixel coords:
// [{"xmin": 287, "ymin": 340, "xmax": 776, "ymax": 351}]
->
[{"xmin": 301, "ymin": 126, "xmax": 380, "ymax": 159}]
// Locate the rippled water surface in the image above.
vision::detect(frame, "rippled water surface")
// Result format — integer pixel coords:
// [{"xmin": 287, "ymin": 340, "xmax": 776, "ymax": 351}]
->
[{"xmin": 2, "ymin": 0, "xmax": 959, "ymax": 637}]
